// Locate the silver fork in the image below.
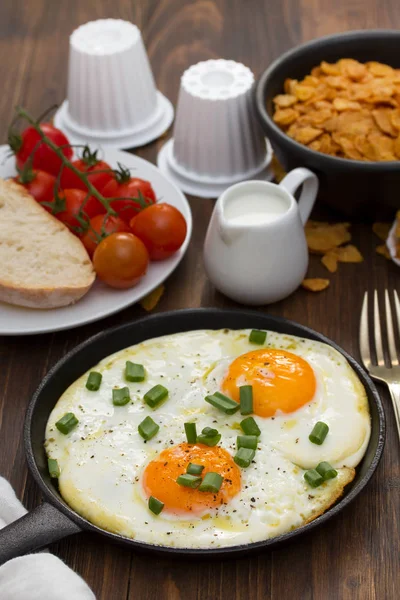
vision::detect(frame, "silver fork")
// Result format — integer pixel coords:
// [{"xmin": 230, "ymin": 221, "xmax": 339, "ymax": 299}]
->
[{"xmin": 359, "ymin": 289, "xmax": 400, "ymax": 440}]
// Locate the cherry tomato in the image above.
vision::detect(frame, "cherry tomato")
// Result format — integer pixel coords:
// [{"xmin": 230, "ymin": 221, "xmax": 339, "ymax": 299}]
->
[
  {"xmin": 129, "ymin": 203, "xmax": 187, "ymax": 261},
  {"xmin": 93, "ymin": 232, "xmax": 149, "ymax": 289},
  {"xmin": 14, "ymin": 168, "xmax": 55, "ymax": 203},
  {"xmin": 54, "ymin": 189, "xmax": 104, "ymax": 233},
  {"xmin": 60, "ymin": 147, "xmax": 114, "ymax": 194},
  {"xmin": 10, "ymin": 123, "xmax": 73, "ymax": 176},
  {"xmin": 102, "ymin": 169, "xmax": 156, "ymax": 224},
  {"xmin": 81, "ymin": 214, "xmax": 131, "ymax": 257}
]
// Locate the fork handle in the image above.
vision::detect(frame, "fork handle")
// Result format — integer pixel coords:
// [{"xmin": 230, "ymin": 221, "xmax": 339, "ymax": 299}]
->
[{"xmin": 387, "ymin": 382, "xmax": 400, "ymax": 441}]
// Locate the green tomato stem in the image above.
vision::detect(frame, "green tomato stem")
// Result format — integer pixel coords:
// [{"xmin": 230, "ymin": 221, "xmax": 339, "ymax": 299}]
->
[{"xmin": 15, "ymin": 106, "xmax": 119, "ymax": 216}]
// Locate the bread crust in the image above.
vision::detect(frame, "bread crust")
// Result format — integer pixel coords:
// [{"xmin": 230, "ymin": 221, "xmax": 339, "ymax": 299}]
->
[
  {"xmin": 0, "ymin": 178, "xmax": 95, "ymax": 309},
  {"xmin": 0, "ymin": 279, "xmax": 94, "ymax": 309}
]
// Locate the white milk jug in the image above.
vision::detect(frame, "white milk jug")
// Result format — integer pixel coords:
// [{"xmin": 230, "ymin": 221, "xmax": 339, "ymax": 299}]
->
[{"xmin": 203, "ymin": 167, "xmax": 319, "ymax": 305}]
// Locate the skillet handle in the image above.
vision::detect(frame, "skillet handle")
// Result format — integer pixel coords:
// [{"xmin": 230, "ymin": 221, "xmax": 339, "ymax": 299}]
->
[{"xmin": 0, "ymin": 502, "xmax": 81, "ymax": 565}]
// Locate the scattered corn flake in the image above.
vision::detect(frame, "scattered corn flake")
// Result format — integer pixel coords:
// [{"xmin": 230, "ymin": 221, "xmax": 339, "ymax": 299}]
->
[
  {"xmin": 395, "ymin": 210, "xmax": 400, "ymax": 239},
  {"xmin": 376, "ymin": 244, "xmax": 391, "ymax": 259},
  {"xmin": 372, "ymin": 222, "xmax": 391, "ymax": 241},
  {"xmin": 334, "ymin": 244, "xmax": 363, "ymax": 263},
  {"xmin": 305, "ymin": 222, "xmax": 351, "ymax": 254},
  {"xmin": 140, "ymin": 285, "xmax": 165, "ymax": 311},
  {"xmin": 321, "ymin": 252, "xmax": 338, "ymax": 273},
  {"xmin": 301, "ymin": 278, "xmax": 330, "ymax": 292}
]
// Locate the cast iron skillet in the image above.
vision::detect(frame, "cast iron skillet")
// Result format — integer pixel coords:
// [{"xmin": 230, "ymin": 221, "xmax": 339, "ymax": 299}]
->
[{"xmin": 0, "ymin": 309, "xmax": 385, "ymax": 564}]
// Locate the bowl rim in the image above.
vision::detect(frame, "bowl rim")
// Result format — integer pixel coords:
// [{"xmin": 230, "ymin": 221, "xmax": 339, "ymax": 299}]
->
[{"xmin": 255, "ymin": 29, "xmax": 400, "ymax": 171}]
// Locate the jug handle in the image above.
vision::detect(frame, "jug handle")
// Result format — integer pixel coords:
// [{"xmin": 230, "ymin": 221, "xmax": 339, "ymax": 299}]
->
[{"xmin": 279, "ymin": 168, "xmax": 319, "ymax": 225}]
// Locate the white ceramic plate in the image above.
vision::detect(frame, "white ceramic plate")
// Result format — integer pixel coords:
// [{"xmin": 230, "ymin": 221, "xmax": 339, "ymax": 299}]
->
[{"xmin": 0, "ymin": 145, "xmax": 192, "ymax": 335}]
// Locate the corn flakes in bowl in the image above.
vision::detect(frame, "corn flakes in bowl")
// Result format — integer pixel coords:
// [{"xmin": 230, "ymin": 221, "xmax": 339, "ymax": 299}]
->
[{"xmin": 256, "ymin": 30, "xmax": 400, "ymax": 218}]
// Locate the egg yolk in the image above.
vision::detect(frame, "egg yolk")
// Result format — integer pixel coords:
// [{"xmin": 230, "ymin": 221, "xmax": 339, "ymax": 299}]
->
[
  {"xmin": 222, "ymin": 349, "xmax": 316, "ymax": 418},
  {"xmin": 142, "ymin": 443, "xmax": 241, "ymax": 515}
]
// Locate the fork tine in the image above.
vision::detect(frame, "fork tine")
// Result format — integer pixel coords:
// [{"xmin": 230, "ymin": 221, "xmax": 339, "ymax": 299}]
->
[
  {"xmin": 374, "ymin": 290, "xmax": 385, "ymax": 367},
  {"xmin": 359, "ymin": 291, "xmax": 371, "ymax": 369},
  {"xmin": 385, "ymin": 289, "xmax": 399, "ymax": 367}
]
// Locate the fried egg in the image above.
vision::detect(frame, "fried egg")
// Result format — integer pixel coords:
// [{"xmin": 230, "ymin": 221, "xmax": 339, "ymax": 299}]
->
[{"xmin": 45, "ymin": 329, "xmax": 371, "ymax": 548}]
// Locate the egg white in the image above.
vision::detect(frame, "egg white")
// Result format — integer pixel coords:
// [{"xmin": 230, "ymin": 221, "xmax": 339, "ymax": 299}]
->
[{"xmin": 45, "ymin": 329, "xmax": 370, "ymax": 548}]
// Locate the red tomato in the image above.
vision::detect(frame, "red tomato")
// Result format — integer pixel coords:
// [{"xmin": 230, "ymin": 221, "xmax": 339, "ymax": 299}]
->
[
  {"xmin": 93, "ymin": 232, "xmax": 149, "ymax": 289},
  {"xmin": 14, "ymin": 168, "xmax": 55, "ymax": 203},
  {"xmin": 10, "ymin": 123, "xmax": 73, "ymax": 176},
  {"xmin": 129, "ymin": 203, "xmax": 187, "ymax": 260},
  {"xmin": 60, "ymin": 147, "xmax": 114, "ymax": 194},
  {"xmin": 53, "ymin": 189, "xmax": 104, "ymax": 233},
  {"xmin": 102, "ymin": 169, "xmax": 156, "ymax": 224},
  {"xmin": 81, "ymin": 214, "xmax": 131, "ymax": 257}
]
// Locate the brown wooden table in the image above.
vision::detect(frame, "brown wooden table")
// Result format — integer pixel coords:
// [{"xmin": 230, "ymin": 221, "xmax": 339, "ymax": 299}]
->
[{"xmin": 0, "ymin": 1, "xmax": 399, "ymax": 598}]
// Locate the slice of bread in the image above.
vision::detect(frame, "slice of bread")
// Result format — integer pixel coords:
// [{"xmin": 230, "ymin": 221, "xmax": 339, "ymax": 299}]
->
[{"xmin": 0, "ymin": 178, "xmax": 95, "ymax": 309}]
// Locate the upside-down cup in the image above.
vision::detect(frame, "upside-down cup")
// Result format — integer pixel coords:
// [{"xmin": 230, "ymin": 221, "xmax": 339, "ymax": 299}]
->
[
  {"xmin": 157, "ymin": 59, "xmax": 272, "ymax": 197},
  {"xmin": 54, "ymin": 19, "xmax": 174, "ymax": 149}
]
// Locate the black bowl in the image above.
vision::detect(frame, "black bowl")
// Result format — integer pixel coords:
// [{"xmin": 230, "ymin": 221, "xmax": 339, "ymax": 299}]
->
[{"xmin": 255, "ymin": 30, "xmax": 400, "ymax": 218}]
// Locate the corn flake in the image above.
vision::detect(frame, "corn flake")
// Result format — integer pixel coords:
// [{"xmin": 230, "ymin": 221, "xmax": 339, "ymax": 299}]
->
[
  {"xmin": 301, "ymin": 278, "xmax": 330, "ymax": 292},
  {"xmin": 376, "ymin": 244, "xmax": 391, "ymax": 259},
  {"xmin": 273, "ymin": 108, "xmax": 299, "ymax": 126},
  {"xmin": 140, "ymin": 285, "xmax": 165, "ymax": 311},
  {"xmin": 274, "ymin": 94, "xmax": 297, "ymax": 108},
  {"xmin": 272, "ymin": 58, "xmax": 400, "ymax": 161},
  {"xmin": 321, "ymin": 251, "xmax": 338, "ymax": 273},
  {"xmin": 334, "ymin": 244, "xmax": 363, "ymax": 263},
  {"xmin": 372, "ymin": 222, "xmax": 391, "ymax": 241},
  {"xmin": 305, "ymin": 222, "xmax": 351, "ymax": 254}
]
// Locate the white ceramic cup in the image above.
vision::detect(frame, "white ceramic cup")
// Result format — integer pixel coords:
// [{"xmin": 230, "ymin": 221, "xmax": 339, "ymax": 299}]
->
[{"xmin": 203, "ymin": 167, "xmax": 319, "ymax": 305}]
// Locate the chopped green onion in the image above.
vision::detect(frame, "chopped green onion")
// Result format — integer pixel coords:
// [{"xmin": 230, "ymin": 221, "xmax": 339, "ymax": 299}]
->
[
  {"xmin": 304, "ymin": 469, "xmax": 324, "ymax": 488},
  {"xmin": 138, "ymin": 416, "xmax": 159, "ymax": 440},
  {"xmin": 55, "ymin": 412, "xmax": 79, "ymax": 435},
  {"xmin": 176, "ymin": 474, "xmax": 202, "ymax": 488},
  {"xmin": 202, "ymin": 427, "xmax": 219, "ymax": 436},
  {"xmin": 148, "ymin": 496, "xmax": 164, "ymax": 515},
  {"xmin": 237, "ymin": 435, "xmax": 258, "ymax": 450},
  {"xmin": 184, "ymin": 422, "xmax": 197, "ymax": 444},
  {"xmin": 239, "ymin": 385, "xmax": 253, "ymax": 415},
  {"xmin": 240, "ymin": 416, "xmax": 261, "ymax": 437},
  {"xmin": 187, "ymin": 463, "xmax": 204, "ymax": 475},
  {"xmin": 198, "ymin": 472, "xmax": 223, "ymax": 493},
  {"xmin": 205, "ymin": 392, "xmax": 239, "ymax": 415},
  {"xmin": 86, "ymin": 371, "xmax": 102, "ymax": 391},
  {"xmin": 197, "ymin": 426, "xmax": 221, "ymax": 447},
  {"xmin": 249, "ymin": 329, "xmax": 267, "ymax": 344},
  {"xmin": 309, "ymin": 421, "xmax": 329, "ymax": 445},
  {"xmin": 112, "ymin": 387, "xmax": 131, "ymax": 406},
  {"xmin": 144, "ymin": 384, "xmax": 169, "ymax": 409},
  {"xmin": 47, "ymin": 458, "xmax": 60, "ymax": 478},
  {"xmin": 196, "ymin": 432, "xmax": 221, "ymax": 447},
  {"xmin": 234, "ymin": 447, "xmax": 255, "ymax": 468},
  {"xmin": 316, "ymin": 461, "xmax": 338, "ymax": 480},
  {"xmin": 125, "ymin": 361, "xmax": 146, "ymax": 382}
]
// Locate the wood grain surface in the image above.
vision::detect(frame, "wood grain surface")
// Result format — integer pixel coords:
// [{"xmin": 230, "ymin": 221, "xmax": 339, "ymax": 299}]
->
[{"xmin": 0, "ymin": 1, "xmax": 399, "ymax": 598}]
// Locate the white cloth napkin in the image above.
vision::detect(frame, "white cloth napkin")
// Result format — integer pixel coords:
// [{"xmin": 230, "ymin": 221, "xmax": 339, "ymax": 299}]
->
[{"xmin": 0, "ymin": 476, "xmax": 95, "ymax": 600}]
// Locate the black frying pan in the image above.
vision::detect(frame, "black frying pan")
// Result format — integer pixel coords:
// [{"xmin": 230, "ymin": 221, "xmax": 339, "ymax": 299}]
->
[{"xmin": 0, "ymin": 309, "xmax": 385, "ymax": 564}]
